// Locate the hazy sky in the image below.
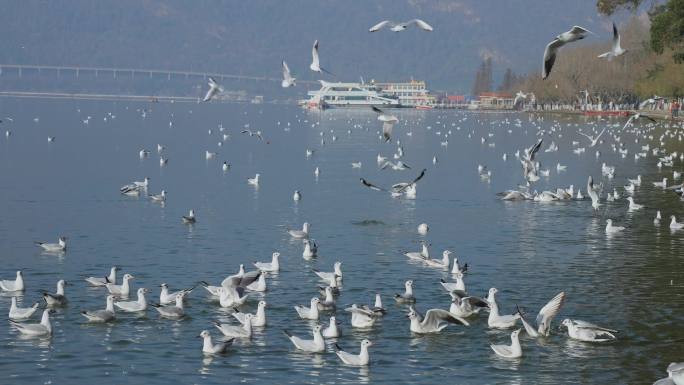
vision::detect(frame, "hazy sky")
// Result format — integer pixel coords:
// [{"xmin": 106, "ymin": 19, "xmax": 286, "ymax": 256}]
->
[{"xmin": 0, "ymin": 1, "xmax": 637, "ymax": 92}]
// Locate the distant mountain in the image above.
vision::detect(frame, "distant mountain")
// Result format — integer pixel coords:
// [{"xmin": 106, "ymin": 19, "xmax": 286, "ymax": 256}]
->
[{"xmin": 0, "ymin": 1, "xmax": 619, "ymax": 93}]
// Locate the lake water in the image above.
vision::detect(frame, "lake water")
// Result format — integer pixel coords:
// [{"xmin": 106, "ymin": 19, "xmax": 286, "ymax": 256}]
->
[{"xmin": 0, "ymin": 98, "xmax": 682, "ymax": 384}]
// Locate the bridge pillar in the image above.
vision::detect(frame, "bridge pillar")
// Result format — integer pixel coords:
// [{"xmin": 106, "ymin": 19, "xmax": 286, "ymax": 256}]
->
[
  {"xmin": 95, "ymin": 69, "xmax": 98, "ymax": 77},
  {"xmin": 76, "ymin": 68, "xmax": 79, "ymax": 78},
  {"xmin": 113, "ymin": 70, "xmax": 116, "ymax": 79},
  {"xmin": 18, "ymin": 67, "xmax": 21, "ymax": 78},
  {"xmin": 149, "ymin": 71, "xmax": 153, "ymax": 78},
  {"xmin": 167, "ymin": 72, "xmax": 171, "ymax": 80}
]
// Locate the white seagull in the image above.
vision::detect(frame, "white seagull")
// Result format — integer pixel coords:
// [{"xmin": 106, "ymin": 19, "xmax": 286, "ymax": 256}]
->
[
  {"xmin": 85, "ymin": 266, "xmax": 119, "ymax": 287},
  {"xmin": 516, "ymin": 291, "xmax": 566, "ymax": 337},
  {"xmin": 561, "ymin": 319, "xmax": 617, "ymax": 342},
  {"xmin": 598, "ymin": 22, "xmax": 627, "ymax": 60},
  {"xmin": 288, "ymin": 222, "xmax": 310, "ymax": 239},
  {"xmin": 578, "ymin": 126, "xmax": 607, "ymax": 147},
  {"xmin": 543, "ymin": 26, "xmax": 591, "ymax": 79},
  {"xmin": 487, "ymin": 288, "xmax": 521, "ymax": 329},
  {"xmin": 233, "ymin": 300, "xmax": 267, "ymax": 327},
  {"xmin": 106, "ymin": 273, "xmax": 134, "ymax": 297},
  {"xmin": 214, "ymin": 314, "xmax": 253, "ymax": 339},
  {"xmin": 605, "ymin": 219, "xmax": 625, "ymax": 234},
  {"xmin": 283, "ymin": 325, "xmax": 325, "ymax": 353},
  {"xmin": 294, "ymin": 298, "xmax": 320, "ymax": 320},
  {"xmin": 10, "ymin": 309, "xmax": 53, "ymax": 336},
  {"xmin": 9, "ymin": 297, "xmax": 40, "ymax": 321},
  {"xmin": 407, "ymin": 308, "xmax": 469, "ymax": 333},
  {"xmin": 202, "ymin": 77, "xmax": 223, "ymax": 102},
  {"xmin": 335, "ymin": 339, "xmax": 373, "ymax": 366},
  {"xmin": 491, "ymin": 329, "xmax": 523, "ymax": 358},
  {"xmin": 200, "ymin": 330, "xmax": 232, "ymax": 354},
  {"xmin": 35, "ymin": 236, "xmax": 67, "ymax": 252},
  {"xmin": 152, "ymin": 292, "xmax": 186, "ymax": 319},
  {"xmin": 0, "ymin": 271, "xmax": 25, "ymax": 292},
  {"xmin": 281, "ymin": 60, "xmax": 296, "ymax": 88},
  {"xmin": 254, "ymin": 252, "xmax": 280, "ymax": 272},
  {"xmin": 369, "ymin": 19, "xmax": 433, "ymax": 32},
  {"xmin": 43, "ymin": 279, "xmax": 68, "ymax": 307},
  {"xmin": 82, "ymin": 295, "xmax": 116, "ymax": 323},
  {"xmin": 310, "ymin": 40, "xmax": 334, "ymax": 75},
  {"xmin": 345, "ymin": 304, "xmax": 376, "ymax": 328},
  {"xmin": 114, "ymin": 288, "xmax": 149, "ymax": 312}
]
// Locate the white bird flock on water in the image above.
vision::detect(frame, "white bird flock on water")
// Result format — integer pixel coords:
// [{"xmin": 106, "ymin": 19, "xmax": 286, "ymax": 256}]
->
[{"xmin": 4, "ymin": 12, "xmax": 683, "ymax": 384}]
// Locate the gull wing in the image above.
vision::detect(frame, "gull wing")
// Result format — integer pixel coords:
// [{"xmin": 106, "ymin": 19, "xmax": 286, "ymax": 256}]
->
[
  {"xmin": 528, "ymin": 138, "xmax": 543, "ymax": 161},
  {"xmin": 369, "ymin": 20, "xmax": 392, "ymax": 32},
  {"xmin": 612, "ymin": 22, "xmax": 620, "ymax": 51},
  {"xmin": 542, "ymin": 39, "xmax": 563, "ymax": 79},
  {"xmin": 423, "ymin": 309, "xmax": 469, "ymax": 328},
  {"xmin": 360, "ymin": 178, "xmax": 387, "ymax": 192},
  {"xmin": 572, "ymin": 319, "xmax": 618, "ymax": 333},
  {"xmin": 535, "ymin": 291, "xmax": 565, "ymax": 335},
  {"xmin": 371, "ymin": 106, "xmax": 384, "ymax": 114},
  {"xmin": 282, "ymin": 60, "xmax": 292, "ymax": 80},
  {"xmin": 578, "ymin": 131, "xmax": 593, "ymax": 141},
  {"xmin": 410, "ymin": 19, "xmax": 433, "ymax": 31},
  {"xmin": 311, "ymin": 40, "xmax": 320, "ymax": 68}
]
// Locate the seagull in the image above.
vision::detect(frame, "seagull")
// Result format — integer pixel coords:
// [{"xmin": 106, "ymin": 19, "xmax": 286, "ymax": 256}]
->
[
  {"xmin": 200, "ymin": 330, "xmax": 232, "ymax": 354},
  {"xmin": 9, "ymin": 297, "xmax": 40, "ymax": 321},
  {"xmin": 160, "ymin": 283, "xmax": 194, "ymax": 305},
  {"xmin": 283, "ymin": 325, "xmax": 325, "ymax": 353},
  {"xmin": 233, "ymin": 300, "xmax": 267, "ymax": 327},
  {"xmin": 294, "ymin": 298, "xmax": 320, "ymax": 320},
  {"xmin": 43, "ymin": 279, "xmax": 68, "ymax": 307},
  {"xmin": 394, "ymin": 280, "xmax": 416, "ymax": 303},
  {"xmin": 491, "ymin": 329, "xmax": 523, "ymax": 359},
  {"xmin": 653, "ymin": 362, "xmax": 684, "ymax": 385},
  {"xmin": 222, "ymin": 161, "xmax": 230, "ymax": 172},
  {"xmin": 214, "ymin": 314, "xmax": 253, "ymax": 339},
  {"xmin": 35, "ymin": 236, "xmax": 67, "ymax": 252},
  {"xmin": 670, "ymin": 216, "xmax": 684, "ymax": 230},
  {"xmin": 653, "ymin": 178, "xmax": 668, "ymax": 188},
  {"xmin": 0, "ymin": 271, "xmax": 25, "ymax": 292},
  {"xmin": 317, "ymin": 286, "xmax": 336, "ymax": 311},
  {"xmin": 450, "ymin": 292, "xmax": 489, "ymax": 318},
  {"xmin": 149, "ymin": 190, "xmax": 167, "ymax": 202},
  {"xmin": 424, "ymin": 250, "xmax": 450, "ymax": 269},
  {"xmin": 407, "ymin": 308, "xmax": 469, "ymax": 333},
  {"xmin": 391, "ymin": 168, "xmax": 427, "ymax": 194},
  {"xmin": 114, "ymin": 288, "xmax": 149, "ymax": 312},
  {"xmin": 561, "ymin": 319, "xmax": 617, "ymax": 342},
  {"xmin": 10, "ymin": 309, "xmax": 53, "ymax": 336},
  {"xmin": 380, "ymin": 160, "xmax": 411, "ymax": 171},
  {"xmin": 302, "ymin": 239, "xmax": 318, "ymax": 259},
  {"xmin": 335, "ymin": 339, "xmax": 373, "ymax": 366},
  {"xmin": 218, "ymin": 286, "xmax": 250, "ymax": 308},
  {"xmin": 281, "ymin": 60, "xmax": 296, "ymax": 87},
  {"xmin": 85, "ymin": 266, "xmax": 119, "ymax": 287},
  {"xmin": 247, "ymin": 174, "xmax": 260, "ymax": 186},
  {"xmin": 254, "ymin": 252, "xmax": 280, "ymax": 272},
  {"xmin": 578, "ymin": 126, "xmax": 607, "ymax": 147},
  {"xmin": 351, "ymin": 162, "xmax": 363, "ymax": 169},
  {"xmin": 372, "ymin": 106, "xmax": 399, "ymax": 142},
  {"xmin": 82, "ymin": 295, "xmax": 116, "ymax": 323},
  {"xmin": 418, "ymin": 223, "xmax": 429, "ymax": 235},
  {"xmin": 487, "ymin": 288, "xmax": 521, "ymax": 329},
  {"xmin": 345, "ymin": 304, "xmax": 376, "ymax": 328},
  {"xmin": 313, "ymin": 261, "xmax": 342, "ymax": 282},
  {"xmin": 240, "ymin": 129, "xmax": 264, "ymax": 140},
  {"xmin": 654, "ymin": 210, "xmax": 662, "ymax": 225},
  {"xmin": 310, "ymin": 40, "xmax": 334, "ymax": 75},
  {"xmin": 106, "ymin": 273, "xmax": 134, "ymax": 297},
  {"xmin": 152, "ymin": 292, "xmax": 186, "ymax": 319},
  {"xmin": 369, "ymin": 19, "xmax": 433, "ymax": 32},
  {"xmin": 623, "ymin": 112, "xmax": 657, "ymax": 129},
  {"xmin": 626, "ymin": 197, "xmax": 643, "ymax": 211},
  {"xmin": 598, "ymin": 22, "xmax": 627, "ymax": 60},
  {"xmin": 288, "ymin": 222, "xmax": 310, "ymax": 239},
  {"xmin": 293, "ymin": 190, "xmax": 302, "ymax": 201},
  {"xmin": 606, "ymin": 219, "xmax": 625, "ymax": 234},
  {"xmin": 182, "ymin": 209, "xmax": 196, "ymax": 224},
  {"xmin": 404, "ymin": 242, "xmax": 429, "ymax": 261},
  {"xmin": 120, "ymin": 177, "xmax": 149, "ymax": 193},
  {"xmin": 587, "ymin": 176, "xmax": 601, "ymax": 210},
  {"xmin": 202, "ymin": 77, "xmax": 223, "ymax": 102},
  {"xmin": 543, "ymin": 26, "xmax": 591, "ymax": 79},
  {"xmin": 245, "ymin": 272, "xmax": 267, "ymax": 292},
  {"xmin": 516, "ymin": 291, "xmax": 565, "ymax": 337},
  {"xmin": 322, "ymin": 315, "xmax": 341, "ymax": 338}
]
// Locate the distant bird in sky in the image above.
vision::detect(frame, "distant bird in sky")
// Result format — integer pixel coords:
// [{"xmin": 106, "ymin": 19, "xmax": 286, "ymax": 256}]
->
[
  {"xmin": 281, "ymin": 61, "xmax": 296, "ymax": 88},
  {"xmin": 310, "ymin": 40, "xmax": 334, "ymax": 76},
  {"xmin": 372, "ymin": 106, "xmax": 398, "ymax": 142},
  {"xmin": 202, "ymin": 77, "xmax": 223, "ymax": 102},
  {"xmin": 369, "ymin": 19, "xmax": 433, "ymax": 32},
  {"xmin": 598, "ymin": 22, "xmax": 626, "ymax": 60},
  {"xmin": 543, "ymin": 26, "xmax": 591, "ymax": 79}
]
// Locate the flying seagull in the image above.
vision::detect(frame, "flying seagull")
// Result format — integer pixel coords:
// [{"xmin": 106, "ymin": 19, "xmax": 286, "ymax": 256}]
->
[
  {"xmin": 310, "ymin": 40, "xmax": 334, "ymax": 76},
  {"xmin": 369, "ymin": 19, "xmax": 433, "ymax": 32},
  {"xmin": 543, "ymin": 26, "xmax": 591, "ymax": 79},
  {"xmin": 281, "ymin": 60, "xmax": 296, "ymax": 88},
  {"xmin": 598, "ymin": 22, "xmax": 626, "ymax": 60},
  {"xmin": 372, "ymin": 106, "xmax": 398, "ymax": 142},
  {"xmin": 203, "ymin": 77, "xmax": 223, "ymax": 102},
  {"xmin": 623, "ymin": 112, "xmax": 657, "ymax": 129},
  {"xmin": 578, "ymin": 126, "xmax": 607, "ymax": 147}
]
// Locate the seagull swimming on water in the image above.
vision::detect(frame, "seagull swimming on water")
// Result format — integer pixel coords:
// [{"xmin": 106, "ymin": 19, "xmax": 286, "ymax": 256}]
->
[
  {"xmin": 491, "ymin": 329, "xmax": 523, "ymax": 358},
  {"xmin": 283, "ymin": 324, "xmax": 325, "ymax": 353},
  {"xmin": 543, "ymin": 26, "xmax": 591, "ymax": 79},
  {"xmin": 335, "ymin": 339, "xmax": 373, "ymax": 366},
  {"xmin": 561, "ymin": 319, "xmax": 617, "ymax": 342},
  {"xmin": 10, "ymin": 309, "xmax": 53, "ymax": 336},
  {"xmin": 82, "ymin": 295, "xmax": 116, "ymax": 323},
  {"xmin": 85, "ymin": 266, "xmax": 118, "ymax": 287},
  {"xmin": 35, "ymin": 236, "xmax": 67, "ymax": 253},
  {"xmin": 200, "ymin": 330, "xmax": 232, "ymax": 354},
  {"xmin": 43, "ymin": 279, "xmax": 68, "ymax": 307},
  {"xmin": 407, "ymin": 308, "xmax": 469, "ymax": 333},
  {"xmin": 369, "ymin": 19, "xmax": 433, "ymax": 32},
  {"xmin": 0, "ymin": 271, "xmax": 25, "ymax": 292}
]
